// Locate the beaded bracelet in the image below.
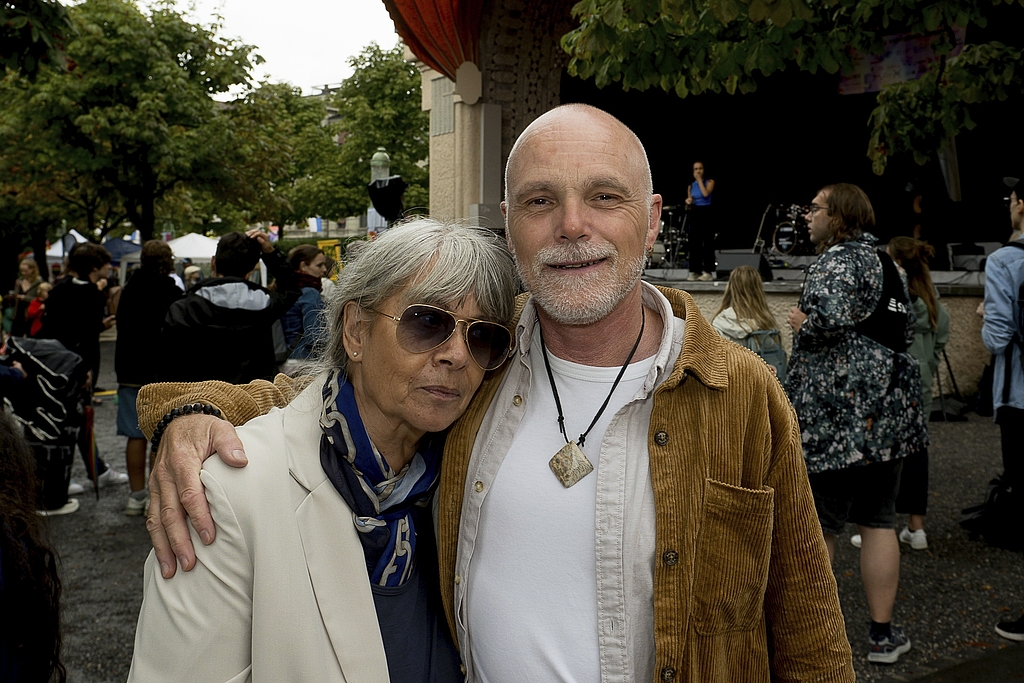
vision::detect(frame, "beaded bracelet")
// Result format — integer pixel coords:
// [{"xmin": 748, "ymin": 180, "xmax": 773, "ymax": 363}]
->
[{"xmin": 150, "ymin": 403, "xmax": 222, "ymax": 451}]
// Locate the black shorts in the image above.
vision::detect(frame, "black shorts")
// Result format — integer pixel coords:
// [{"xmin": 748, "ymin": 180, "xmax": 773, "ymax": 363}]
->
[{"xmin": 808, "ymin": 458, "xmax": 904, "ymax": 536}]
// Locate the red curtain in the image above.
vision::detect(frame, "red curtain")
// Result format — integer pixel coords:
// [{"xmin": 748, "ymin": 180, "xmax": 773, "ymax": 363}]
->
[{"xmin": 382, "ymin": 0, "xmax": 482, "ymax": 80}]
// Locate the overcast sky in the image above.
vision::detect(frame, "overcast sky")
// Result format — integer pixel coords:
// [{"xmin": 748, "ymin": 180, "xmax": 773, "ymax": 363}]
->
[{"xmin": 152, "ymin": 0, "xmax": 400, "ymax": 95}]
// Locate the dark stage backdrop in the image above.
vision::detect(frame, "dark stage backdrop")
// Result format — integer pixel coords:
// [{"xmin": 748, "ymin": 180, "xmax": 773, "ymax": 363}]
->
[{"xmin": 561, "ymin": 68, "xmax": 1023, "ymax": 266}]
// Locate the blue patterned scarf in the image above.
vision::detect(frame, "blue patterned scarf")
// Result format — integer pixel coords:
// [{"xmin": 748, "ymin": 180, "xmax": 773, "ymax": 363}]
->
[{"xmin": 319, "ymin": 370, "xmax": 443, "ymax": 587}]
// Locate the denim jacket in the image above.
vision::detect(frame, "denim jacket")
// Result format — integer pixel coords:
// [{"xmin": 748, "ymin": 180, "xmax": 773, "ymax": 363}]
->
[{"xmin": 982, "ymin": 239, "xmax": 1024, "ymax": 412}]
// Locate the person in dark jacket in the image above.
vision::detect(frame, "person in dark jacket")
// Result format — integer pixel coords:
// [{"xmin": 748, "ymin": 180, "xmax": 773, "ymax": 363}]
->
[
  {"xmin": 40, "ymin": 242, "xmax": 128, "ymax": 491},
  {"xmin": 115, "ymin": 240, "xmax": 183, "ymax": 515},
  {"xmin": 785, "ymin": 183, "xmax": 925, "ymax": 665},
  {"xmin": 280, "ymin": 245, "xmax": 327, "ymax": 365},
  {"xmin": 161, "ymin": 230, "xmax": 299, "ymax": 384}
]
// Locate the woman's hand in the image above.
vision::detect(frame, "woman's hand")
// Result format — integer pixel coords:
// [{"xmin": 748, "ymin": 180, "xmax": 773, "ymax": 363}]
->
[
  {"xmin": 147, "ymin": 414, "xmax": 249, "ymax": 578},
  {"xmin": 788, "ymin": 307, "xmax": 808, "ymax": 333}
]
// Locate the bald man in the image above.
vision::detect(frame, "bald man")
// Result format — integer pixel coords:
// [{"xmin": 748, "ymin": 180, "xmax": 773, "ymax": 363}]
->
[{"xmin": 141, "ymin": 104, "xmax": 854, "ymax": 682}]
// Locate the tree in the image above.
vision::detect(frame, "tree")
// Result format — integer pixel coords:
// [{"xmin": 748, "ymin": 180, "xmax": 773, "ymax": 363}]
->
[
  {"xmin": 322, "ymin": 43, "xmax": 429, "ymax": 219},
  {"xmin": 224, "ymin": 81, "xmax": 343, "ymax": 229},
  {"xmin": 1, "ymin": 0, "xmax": 74, "ymax": 80},
  {"xmin": 561, "ymin": 0, "xmax": 1024, "ymax": 173},
  {"xmin": 0, "ymin": 0, "xmax": 259, "ymax": 240}
]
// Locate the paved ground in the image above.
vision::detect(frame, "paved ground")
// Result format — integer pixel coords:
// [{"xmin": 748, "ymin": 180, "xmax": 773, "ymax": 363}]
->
[{"xmin": 43, "ymin": 341, "xmax": 1024, "ymax": 681}]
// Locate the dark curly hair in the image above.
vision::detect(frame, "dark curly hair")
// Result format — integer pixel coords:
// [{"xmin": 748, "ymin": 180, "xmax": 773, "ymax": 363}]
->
[{"xmin": 0, "ymin": 412, "xmax": 66, "ymax": 683}]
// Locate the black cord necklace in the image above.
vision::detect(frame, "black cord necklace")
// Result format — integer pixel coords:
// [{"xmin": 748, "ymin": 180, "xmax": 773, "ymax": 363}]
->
[{"xmin": 540, "ymin": 306, "xmax": 646, "ymax": 488}]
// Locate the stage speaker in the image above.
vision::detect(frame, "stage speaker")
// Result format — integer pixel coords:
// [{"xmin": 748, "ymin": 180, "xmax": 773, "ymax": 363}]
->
[
  {"xmin": 947, "ymin": 242, "xmax": 985, "ymax": 272},
  {"xmin": 715, "ymin": 250, "xmax": 773, "ymax": 281}
]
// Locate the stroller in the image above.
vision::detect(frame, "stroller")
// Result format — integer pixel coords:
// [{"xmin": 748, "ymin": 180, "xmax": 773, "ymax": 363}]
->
[{"xmin": 2, "ymin": 337, "xmax": 89, "ymax": 512}]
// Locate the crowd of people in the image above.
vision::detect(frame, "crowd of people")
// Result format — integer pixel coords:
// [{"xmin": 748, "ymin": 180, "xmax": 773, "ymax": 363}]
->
[{"xmin": 0, "ymin": 104, "xmax": 1021, "ymax": 681}]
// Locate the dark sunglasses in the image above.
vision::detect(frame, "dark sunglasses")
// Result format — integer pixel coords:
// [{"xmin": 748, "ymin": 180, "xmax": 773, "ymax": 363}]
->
[{"xmin": 368, "ymin": 304, "xmax": 514, "ymax": 371}]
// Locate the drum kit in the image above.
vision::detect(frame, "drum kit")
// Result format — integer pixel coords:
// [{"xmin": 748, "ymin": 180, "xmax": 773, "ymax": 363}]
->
[
  {"xmin": 650, "ymin": 203, "xmax": 814, "ymax": 271},
  {"xmin": 651, "ymin": 205, "xmax": 689, "ymax": 268},
  {"xmin": 753, "ymin": 203, "xmax": 815, "ymax": 260}
]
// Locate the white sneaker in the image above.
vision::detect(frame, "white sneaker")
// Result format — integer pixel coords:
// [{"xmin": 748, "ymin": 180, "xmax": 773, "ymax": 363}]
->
[
  {"xmin": 686, "ymin": 272, "xmax": 699, "ymax": 281},
  {"xmin": 851, "ymin": 534, "xmax": 862, "ymax": 548},
  {"xmin": 125, "ymin": 491, "xmax": 150, "ymax": 516},
  {"xmin": 96, "ymin": 466, "xmax": 129, "ymax": 488},
  {"xmin": 38, "ymin": 498, "xmax": 80, "ymax": 516},
  {"xmin": 697, "ymin": 272, "xmax": 715, "ymax": 282},
  {"xmin": 899, "ymin": 526, "xmax": 928, "ymax": 550},
  {"xmin": 68, "ymin": 481, "xmax": 86, "ymax": 496}
]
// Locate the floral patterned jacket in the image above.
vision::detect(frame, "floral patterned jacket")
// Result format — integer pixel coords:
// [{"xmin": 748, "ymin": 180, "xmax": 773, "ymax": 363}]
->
[{"xmin": 784, "ymin": 233, "xmax": 928, "ymax": 474}]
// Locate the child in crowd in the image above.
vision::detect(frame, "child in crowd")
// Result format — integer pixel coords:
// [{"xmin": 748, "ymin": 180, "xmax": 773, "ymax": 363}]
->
[
  {"xmin": 25, "ymin": 282, "xmax": 53, "ymax": 338},
  {"xmin": 712, "ymin": 265, "xmax": 788, "ymax": 381}
]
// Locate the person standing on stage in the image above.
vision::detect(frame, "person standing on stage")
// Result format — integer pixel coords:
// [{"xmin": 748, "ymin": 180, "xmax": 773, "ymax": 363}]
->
[{"xmin": 685, "ymin": 161, "xmax": 716, "ymax": 281}]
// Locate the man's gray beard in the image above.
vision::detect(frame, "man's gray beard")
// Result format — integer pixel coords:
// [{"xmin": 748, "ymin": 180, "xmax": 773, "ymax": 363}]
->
[{"xmin": 515, "ymin": 243, "xmax": 646, "ymax": 326}]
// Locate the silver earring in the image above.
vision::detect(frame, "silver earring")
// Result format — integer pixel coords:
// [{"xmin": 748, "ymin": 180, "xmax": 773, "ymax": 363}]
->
[{"xmin": 352, "ymin": 352, "xmax": 358, "ymax": 357}]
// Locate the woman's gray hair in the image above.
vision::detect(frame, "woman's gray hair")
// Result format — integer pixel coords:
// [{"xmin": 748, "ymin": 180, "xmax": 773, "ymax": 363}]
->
[{"xmin": 313, "ymin": 218, "xmax": 517, "ymax": 376}]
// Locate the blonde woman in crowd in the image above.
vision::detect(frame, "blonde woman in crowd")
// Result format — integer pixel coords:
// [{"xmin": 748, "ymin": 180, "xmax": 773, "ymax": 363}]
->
[{"xmin": 712, "ymin": 265, "xmax": 788, "ymax": 380}]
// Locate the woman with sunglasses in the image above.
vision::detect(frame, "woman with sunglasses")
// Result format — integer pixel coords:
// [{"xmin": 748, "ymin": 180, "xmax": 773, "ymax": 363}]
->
[{"xmin": 128, "ymin": 219, "xmax": 517, "ymax": 683}]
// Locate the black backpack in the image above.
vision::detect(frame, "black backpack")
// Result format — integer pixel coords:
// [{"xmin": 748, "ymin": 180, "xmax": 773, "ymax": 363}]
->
[
  {"xmin": 854, "ymin": 248, "xmax": 911, "ymax": 353},
  {"xmin": 960, "ymin": 475, "xmax": 1024, "ymax": 552}
]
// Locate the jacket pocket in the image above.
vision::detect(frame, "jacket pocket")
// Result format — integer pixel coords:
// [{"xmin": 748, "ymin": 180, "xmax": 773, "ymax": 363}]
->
[{"xmin": 692, "ymin": 479, "xmax": 774, "ymax": 635}]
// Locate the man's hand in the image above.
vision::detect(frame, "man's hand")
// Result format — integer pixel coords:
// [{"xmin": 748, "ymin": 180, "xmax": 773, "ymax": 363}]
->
[
  {"xmin": 147, "ymin": 414, "xmax": 249, "ymax": 579},
  {"xmin": 10, "ymin": 361, "xmax": 25, "ymax": 380},
  {"xmin": 102, "ymin": 314, "xmax": 116, "ymax": 330},
  {"xmin": 787, "ymin": 307, "xmax": 808, "ymax": 333},
  {"xmin": 245, "ymin": 228, "xmax": 275, "ymax": 254}
]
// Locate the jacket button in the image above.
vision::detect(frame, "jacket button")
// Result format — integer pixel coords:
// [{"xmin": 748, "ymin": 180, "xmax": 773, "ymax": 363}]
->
[
  {"xmin": 460, "ymin": 664, "xmax": 467, "ymax": 675},
  {"xmin": 474, "ymin": 481, "xmax": 485, "ymax": 492},
  {"xmin": 654, "ymin": 431, "xmax": 669, "ymax": 446},
  {"xmin": 454, "ymin": 574, "xmax": 462, "ymax": 585},
  {"xmin": 661, "ymin": 666, "xmax": 676, "ymax": 681},
  {"xmin": 513, "ymin": 394, "xmax": 523, "ymax": 406},
  {"xmin": 663, "ymin": 550, "xmax": 679, "ymax": 566}
]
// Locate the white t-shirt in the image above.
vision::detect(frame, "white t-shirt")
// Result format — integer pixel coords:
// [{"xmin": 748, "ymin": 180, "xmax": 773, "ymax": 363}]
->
[{"xmin": 466, "ymin": 326, "xmax": 656, "ymax": 683}]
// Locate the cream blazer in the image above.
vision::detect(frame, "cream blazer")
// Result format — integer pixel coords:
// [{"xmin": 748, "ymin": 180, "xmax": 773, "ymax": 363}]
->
[{"xmin": 128, "ymin": 377, "xmax": 390, "ymax": 683}]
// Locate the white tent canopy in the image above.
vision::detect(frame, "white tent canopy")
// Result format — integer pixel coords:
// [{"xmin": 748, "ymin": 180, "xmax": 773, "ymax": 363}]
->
[
  {"xmin": 167, "ymin": 233, "xmax": 220, "ymax": 259},
  {"xmin": 44, "ymin": 229, "xmax": 88, "ymax": 258}
]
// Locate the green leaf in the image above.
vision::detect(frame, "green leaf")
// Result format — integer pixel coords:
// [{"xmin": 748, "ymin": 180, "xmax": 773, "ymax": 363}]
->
[
  {"xmin": 768, "ymin": 0, "xmax": 793, "ymax": 27},
  {"xmin": 712, "ymin": 0, "xmax": 741, "ymax": 24},
  {"xmin": 749, "ymin": 0, "xmax": 767, "ymax": 22},
  {"xmin": 602, "ymin": 0, "xmax": 624, "ymax": 27}
]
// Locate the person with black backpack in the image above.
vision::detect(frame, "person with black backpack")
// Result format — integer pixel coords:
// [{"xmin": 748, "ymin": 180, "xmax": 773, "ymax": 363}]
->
[
  {"xmin": 981, "ymin": 176, "xmax": 1024, "ymax": 641},
  {"xmin": 785, "ymin": 183, "xmax": 928, "ymax": 665}
]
